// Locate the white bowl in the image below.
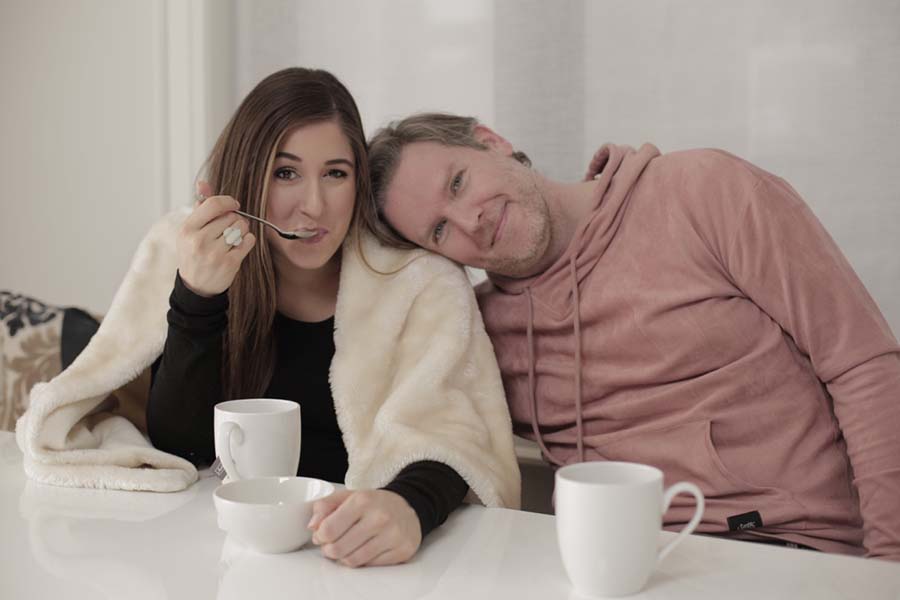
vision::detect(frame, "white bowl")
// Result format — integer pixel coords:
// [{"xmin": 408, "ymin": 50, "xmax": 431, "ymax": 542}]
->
[{"xmin": 213, "ymin": 476, "xmax": 334, "ymax": 554}]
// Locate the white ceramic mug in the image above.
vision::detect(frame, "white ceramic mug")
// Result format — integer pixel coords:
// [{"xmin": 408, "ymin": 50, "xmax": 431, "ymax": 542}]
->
[
  {"xmin": 555, "ymin": 461, "xmax": 704, "ymax": 598},
  {"xmin": 213, "ymin": 399, "xmax": 301, "ymax": 482}
]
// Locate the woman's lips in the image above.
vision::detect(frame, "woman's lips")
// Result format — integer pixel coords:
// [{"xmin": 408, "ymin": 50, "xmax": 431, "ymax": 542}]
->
[
  {"xmin": 297, "ymin": 228, "xmax": 328, "ymax": 244},
  {"xmin": 491, "ymin": 202, "xmax": 508, "ymax": 247}
]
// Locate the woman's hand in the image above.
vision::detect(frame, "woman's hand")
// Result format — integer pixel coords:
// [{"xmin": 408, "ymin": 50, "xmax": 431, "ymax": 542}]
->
[
  {"xmin": 177, "ymin": 182, "xmax": 256, "ymax": 297},
  {"xmin": 308, "ymin": 489, "xmax": 422, "ymax": 568}
]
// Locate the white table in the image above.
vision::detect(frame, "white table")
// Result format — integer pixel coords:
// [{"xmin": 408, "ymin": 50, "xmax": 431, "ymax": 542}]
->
[{"xmin": 2, "ymin": 431, "xmax": 898, "ymax": 599}]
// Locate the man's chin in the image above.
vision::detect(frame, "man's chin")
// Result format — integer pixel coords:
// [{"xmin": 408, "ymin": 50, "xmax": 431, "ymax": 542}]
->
[
  {"xmin": 485, "ymin": 262, "xmax": 543, "ymax": 281},
  {"xmin": 484, "ymin": 245, "xmax": 550, "ymax": 281}
]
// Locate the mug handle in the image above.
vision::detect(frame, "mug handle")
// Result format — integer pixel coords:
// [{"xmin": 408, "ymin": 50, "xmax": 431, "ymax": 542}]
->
[
  {"xmin": 216, "ymin": 421, "xmax": 244, "ymax": 481},
  {"xmin": 657, "ymin": 481, "xmax": 704, "ymax": 565}
]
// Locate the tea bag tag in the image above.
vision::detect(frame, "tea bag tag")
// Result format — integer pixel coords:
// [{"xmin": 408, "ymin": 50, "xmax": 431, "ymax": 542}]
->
[{"xmin": 211, "ymin": 457, "xmax": 228, "ymax": 481}]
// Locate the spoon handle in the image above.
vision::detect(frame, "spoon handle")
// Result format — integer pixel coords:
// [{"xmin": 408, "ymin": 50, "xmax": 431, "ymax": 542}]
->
[
  {"xmin": 234, "ymin": 210, "xmax": 278, "ymax": 232},
  {"xmin": 233, "ymin": 209, "xmax": 314, "ymax": 239}
]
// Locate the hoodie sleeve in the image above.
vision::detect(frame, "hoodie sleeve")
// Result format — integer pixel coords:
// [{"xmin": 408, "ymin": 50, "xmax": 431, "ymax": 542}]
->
[{"xmin": 718, "ymin": 165, "xmax": 900, "ymax": 561}]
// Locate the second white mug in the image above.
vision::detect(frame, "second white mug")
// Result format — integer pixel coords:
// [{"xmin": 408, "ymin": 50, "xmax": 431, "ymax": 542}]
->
[
  {"xmin": 555, "ymin": 461, "xmax": 704, "ymax": 598},
  {"xmin": 213, "ymin": 399, "xmax": 301, "ymax": 482}
]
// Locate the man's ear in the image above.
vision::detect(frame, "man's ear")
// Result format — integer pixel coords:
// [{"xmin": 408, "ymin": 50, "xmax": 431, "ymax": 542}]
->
[{"xmin": 473, "ymin": 124, "xmax": 514, "ymax": 155}]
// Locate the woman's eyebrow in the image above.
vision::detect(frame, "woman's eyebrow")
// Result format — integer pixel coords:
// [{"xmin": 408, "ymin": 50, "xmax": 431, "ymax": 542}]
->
[
  {"xmin": 325, "ymin": 158, "xmax": 353, "ymax": 167},
  {"xmin": 274, "ymin": 152, "xmax": 353, "ymax": 168}
]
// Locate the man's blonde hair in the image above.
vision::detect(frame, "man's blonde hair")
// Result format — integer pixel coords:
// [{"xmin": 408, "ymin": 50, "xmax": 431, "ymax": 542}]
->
[{"xmin": 364, "ymin": 112, "xmax": 531, "ymax": 249}]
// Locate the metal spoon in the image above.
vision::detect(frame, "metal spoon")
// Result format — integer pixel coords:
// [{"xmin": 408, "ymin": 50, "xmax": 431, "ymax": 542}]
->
[{"xmin": 234, "ymin": 210, "xmax": 317, "ymax": 240}]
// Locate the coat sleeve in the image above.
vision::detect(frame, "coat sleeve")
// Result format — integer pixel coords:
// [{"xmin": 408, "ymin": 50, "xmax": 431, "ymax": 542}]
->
[
  {"xmin": 336, "ymin": 253, "xmax": 521, "ymax": 509},
  {"xmin": 716, "ymin": 164, "xmax": 900, "ymax": 561}
]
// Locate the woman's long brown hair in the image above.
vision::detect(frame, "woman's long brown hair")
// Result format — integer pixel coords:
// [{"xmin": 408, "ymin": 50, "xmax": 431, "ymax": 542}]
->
[{"xmin": 202, "ymin": 67, "xmax": 371, "ymax": 400}]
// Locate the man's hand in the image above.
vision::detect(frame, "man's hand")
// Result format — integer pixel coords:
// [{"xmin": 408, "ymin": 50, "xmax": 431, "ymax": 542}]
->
[{"xmin": 308, "ymin": 489, "xmax": 422, "ymax": 568}]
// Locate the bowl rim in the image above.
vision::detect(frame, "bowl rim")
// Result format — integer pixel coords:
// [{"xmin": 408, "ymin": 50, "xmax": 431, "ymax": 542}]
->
[{"xmin": 213, "ymin": 476, "xmax": 335, "ymax": 507}]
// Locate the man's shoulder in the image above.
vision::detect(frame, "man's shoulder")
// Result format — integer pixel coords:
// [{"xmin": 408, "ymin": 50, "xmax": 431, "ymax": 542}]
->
[
  {"xmin": 645, "ymin": 147, "xmax": 770, "ymax": 210},
  {"xmin": 654, "ymin": 147, "xmax": 759, "ymax": 178}
]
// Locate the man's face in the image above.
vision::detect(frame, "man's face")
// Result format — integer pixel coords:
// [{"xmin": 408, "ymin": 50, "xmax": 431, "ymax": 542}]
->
[{"xmin": 382, "ymin": 139, "xmax": 552, "ymax": 278}]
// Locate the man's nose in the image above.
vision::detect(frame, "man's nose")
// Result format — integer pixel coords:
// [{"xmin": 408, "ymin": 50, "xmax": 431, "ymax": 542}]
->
[{"xmin": 448, "ymin": 202, "xmax": 484, "ymax": 237}]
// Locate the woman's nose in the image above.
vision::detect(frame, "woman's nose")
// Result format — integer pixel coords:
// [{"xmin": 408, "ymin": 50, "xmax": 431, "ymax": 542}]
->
[{"xmin": 299, "ymin": 180, "xmax": 324, "ymax": 219}]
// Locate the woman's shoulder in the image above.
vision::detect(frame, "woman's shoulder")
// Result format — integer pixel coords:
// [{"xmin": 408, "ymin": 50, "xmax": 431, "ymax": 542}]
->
[
  {"xmin": 335, "ymin": 231, "xmax": 475, "ymax": 333},
  {"xmin": 350, "ymin": 230, "xmax": 467, "ymax": 283}
]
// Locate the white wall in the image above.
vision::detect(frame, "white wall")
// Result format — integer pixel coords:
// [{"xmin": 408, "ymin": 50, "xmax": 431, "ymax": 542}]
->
[
  {"xmin": 233, "ymin": 0, "xmax": 496, "ymax": 138},
  {"xmin": 582, "ymin": 0, "xmax": 900, "ymax": 337},
  {"xmin": 0, "ymin": 0, "xmax": 234, "ymax": 315},
  {"xmin": 0, "ymin": 0, "xmax": 167, "ymax": 314},
  {"xmin": 233, "ymin": 0, "xmax": 900, "ymax": 337},
  {"xmin": 2, "ymin": 0, "xmax": 898, "ymax": 338}
]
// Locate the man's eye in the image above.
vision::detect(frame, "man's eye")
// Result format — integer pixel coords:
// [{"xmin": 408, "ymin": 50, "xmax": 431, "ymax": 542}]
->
[
  {"xmin": 432, "ymin": 219, "xmax": 447, "ymax": 244},
  {"xmin": 450, "ymin": 170, "xmax": 464, "ymax": 194},
  {"xmin": 274, "ymin": 168, "xmax": 297, "ymax": 180},
  {"xmin": 326, "ymin": 169, "xmax": 348, "ymax": 179}
]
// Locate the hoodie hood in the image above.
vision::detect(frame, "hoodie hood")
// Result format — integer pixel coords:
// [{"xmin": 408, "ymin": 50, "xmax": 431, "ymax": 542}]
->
[
  {"xmin": 483, "ymin": 143, "xmax": 659, "ymax": 466},
  {"xmin": 489, "ymin": 143, "xmax": 660, "ymax": 314}
]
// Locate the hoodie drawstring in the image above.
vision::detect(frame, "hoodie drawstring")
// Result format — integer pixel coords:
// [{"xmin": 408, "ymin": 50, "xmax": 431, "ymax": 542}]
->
[
  {"xmin": 526, "ymin": 288, "xmax": 564, "ymax": 466},
  {"xmin": 525, "ymin": 253, "xmax": 586, "ymax": 466},
  {"xmin": 570, "ymin": 254, "xmax": 586, "ymax": 463}
]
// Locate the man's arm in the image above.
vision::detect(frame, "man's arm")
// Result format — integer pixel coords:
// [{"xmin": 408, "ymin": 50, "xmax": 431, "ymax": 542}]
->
[{"xmin": 720, "ymin": 167, "xmax": 900, "ymax": 560}]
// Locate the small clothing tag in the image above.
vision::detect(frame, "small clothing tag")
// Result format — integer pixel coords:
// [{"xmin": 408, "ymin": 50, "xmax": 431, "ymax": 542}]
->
[
  {"xmin": 727, "ymin": 510, "xmax": 763, "ymax": 531},
  {"xmin": 211, "ymin": 457, "xmax": 228, "ymax": 481}
]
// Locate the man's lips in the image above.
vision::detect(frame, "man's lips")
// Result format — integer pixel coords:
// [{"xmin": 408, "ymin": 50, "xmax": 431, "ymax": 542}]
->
[{"xmin": 491, "ymin": 202, "xmax": 508, "ymax": 247}]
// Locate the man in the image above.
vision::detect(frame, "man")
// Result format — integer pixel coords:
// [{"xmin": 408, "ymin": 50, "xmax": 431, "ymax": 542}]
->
[{"xmin": 365, "ymin": 113, "xmax": 900, "ymax": 561}]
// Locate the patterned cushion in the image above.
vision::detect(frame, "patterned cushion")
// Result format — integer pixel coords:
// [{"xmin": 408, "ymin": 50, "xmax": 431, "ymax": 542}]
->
[{"xmin": 0, "ymin": 292, "xmax": 100, "ymax": 431}]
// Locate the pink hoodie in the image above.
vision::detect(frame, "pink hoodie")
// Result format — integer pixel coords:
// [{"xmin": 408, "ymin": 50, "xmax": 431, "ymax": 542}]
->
[{"xmin": 477, "ymin": 144, "xmax": 900, "ymax": 559}]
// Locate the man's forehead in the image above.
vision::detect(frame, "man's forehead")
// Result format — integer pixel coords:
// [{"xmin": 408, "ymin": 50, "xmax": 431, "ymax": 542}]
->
[
  {"xmin": 398, "ymin": 141, "xmax": 456, "ymax": 169},
  {"xmin": 383, "ymin": 142, "xmax": 453, "ymax": 242},
  {"xmin": 389, "ymin": 142, "xmax": 454, "ymax": 200}
]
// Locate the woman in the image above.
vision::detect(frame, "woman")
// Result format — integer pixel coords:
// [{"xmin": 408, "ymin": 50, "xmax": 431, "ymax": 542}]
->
[{"xmin": 144, "ymin": 67, "xmax": 519, "ymax": 567}]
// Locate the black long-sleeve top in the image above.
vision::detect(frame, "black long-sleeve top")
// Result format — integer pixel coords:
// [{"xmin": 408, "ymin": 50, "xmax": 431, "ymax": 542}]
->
[{"xmin": 146, "ymin": 273, "xmax": 468, "ymax": 538}]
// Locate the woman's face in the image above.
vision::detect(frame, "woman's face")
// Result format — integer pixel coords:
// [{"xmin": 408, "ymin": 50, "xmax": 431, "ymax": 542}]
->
[{"xmin": 264, "ymin": 120, "xmax": 356, "ymax": 272}]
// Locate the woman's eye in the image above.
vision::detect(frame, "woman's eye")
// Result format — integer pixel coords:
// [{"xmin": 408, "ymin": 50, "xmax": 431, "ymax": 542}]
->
[
  {"xmin": 274, "ymin": 168, "xmax": 297, "ymax": 181},
  {"xmin": 450, "ymin": 170, "xmax": 464, "ymax": 194},
  {"xmin": 326, "ymin": 169, "xmax": 348, "ymax": 179},
  {"xmin": 432, "ymin": 219, "xmax": 447, "ymax": 244}
]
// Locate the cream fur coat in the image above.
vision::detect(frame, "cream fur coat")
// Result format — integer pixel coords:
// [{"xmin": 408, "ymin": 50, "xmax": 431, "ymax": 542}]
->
[{"xmin": 16, "ymin": 209, "xmax": 521, "ymax": 508}]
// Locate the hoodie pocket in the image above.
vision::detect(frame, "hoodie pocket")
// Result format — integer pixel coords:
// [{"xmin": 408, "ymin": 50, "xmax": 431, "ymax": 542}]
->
[{"xmin": 588, "ymin": 419, "xmax": 806, "ymax": 531}]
